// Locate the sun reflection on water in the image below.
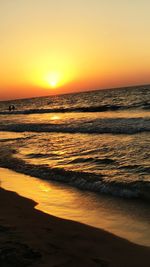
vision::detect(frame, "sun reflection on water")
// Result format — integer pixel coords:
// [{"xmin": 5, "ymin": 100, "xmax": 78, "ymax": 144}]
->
[
  {"xmin": 50, "ymin": 115, "xmax": 60, "ymax": 121},
  {"xmin": 39, "ymin": 184, "xmax": 51, "ymax": 193}
]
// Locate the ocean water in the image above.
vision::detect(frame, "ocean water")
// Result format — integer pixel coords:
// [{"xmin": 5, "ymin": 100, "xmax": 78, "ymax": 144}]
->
[
  {"xmin": 0, "ymin": 85, "xmax": 150, "ymax": 200},
  {"xmin": 0, "ymin": 85, "xmax": 150, "ymax": 245}
]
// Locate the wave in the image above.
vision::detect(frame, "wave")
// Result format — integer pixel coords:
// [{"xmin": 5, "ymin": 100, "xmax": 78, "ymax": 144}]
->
[
  {"xmin": 119, "ymin": 165, "xmax": 150, "ymax": 174},
  {"xmin": 0, "ymin": 135, "xmax": 36, "ymax": 143},
  {"xmin": 0, "ymin": 148, "xmax": 150, "ymax": 202},
  {"xmin": 27, "ymin": 154, "xmax": 115, "ymax": 164},
  {"xmin": 0, "ymin": 118, "xmax": 150, "ymax": 134},
  {"xmin": 0, "ymin": 103, "xmax": 150, "ymax": 115},
  {"xmin": 27, "ymin": 153, "xmax": 57, "ymax": 159},
  {"xmin": 69, "ymin": 157, "xmax": 114, "ymax": 165}
]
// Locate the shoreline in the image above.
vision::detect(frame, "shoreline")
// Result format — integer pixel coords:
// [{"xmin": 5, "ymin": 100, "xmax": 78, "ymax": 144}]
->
[
  {"xmin": 0, "ymin": 187, "xmax": 149, "ymax": 267},
  {"xmin": 1, "ymin": 167, "xmax": 150, "ymax": 247}
]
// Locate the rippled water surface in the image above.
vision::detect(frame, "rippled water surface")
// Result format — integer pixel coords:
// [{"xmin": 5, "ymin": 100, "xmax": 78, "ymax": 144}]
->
[{"xmin": 0, "ymin": 86, "xmax": 149, "ymax": 198}]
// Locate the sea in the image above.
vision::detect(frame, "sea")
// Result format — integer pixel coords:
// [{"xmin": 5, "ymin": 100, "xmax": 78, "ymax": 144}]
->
[{"xmin": 0, "ymin": 84, "xmax": 150, "ymax": 246}]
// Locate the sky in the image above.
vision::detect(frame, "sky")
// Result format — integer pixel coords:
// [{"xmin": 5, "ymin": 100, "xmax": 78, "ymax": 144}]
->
[{"xmin": 0, "ymin": 0, "xmax": 150, "ymax": 100}]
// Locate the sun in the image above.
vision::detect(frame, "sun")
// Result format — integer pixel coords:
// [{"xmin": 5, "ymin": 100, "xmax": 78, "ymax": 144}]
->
[
  {"xmin": 46, "ymin": 72, "xmax": 60, "ymax": 88},
  {"xmin": 49, "ymin": 80, "xmax": 57, "ymax": 88},
  {"xmin": 30, "ymin": 65, "xmax": 75, "ymax": 90}
]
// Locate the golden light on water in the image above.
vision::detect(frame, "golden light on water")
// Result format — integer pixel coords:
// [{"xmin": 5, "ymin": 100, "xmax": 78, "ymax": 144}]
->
[
  {"xmin": 1, "ymin": 168, "xmax": 150, "ymax": 246},
  {"xmin": 50, "ymin": 115, "xmax": 60, "ymax": 121}
]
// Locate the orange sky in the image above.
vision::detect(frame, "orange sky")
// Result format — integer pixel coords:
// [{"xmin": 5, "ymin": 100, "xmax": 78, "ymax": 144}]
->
[{"xmin": 0, "ymin": 0, "xmax": 150, "ymax": 100}]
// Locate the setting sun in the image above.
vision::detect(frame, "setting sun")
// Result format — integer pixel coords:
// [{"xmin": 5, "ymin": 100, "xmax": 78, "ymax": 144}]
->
[
  {"xmin": 46, "ymin": 72, "xmax": 60, "ymax": 88},
  {"xmin": 49, "ymin": 81, "xmax": 57, "ymax": 88},
  {"xmin": 0, "ymin": 0, "xmax": 150, "ymax": 100}
]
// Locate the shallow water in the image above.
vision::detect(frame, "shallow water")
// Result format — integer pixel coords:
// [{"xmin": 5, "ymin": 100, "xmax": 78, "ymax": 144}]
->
[
  {"xmin": 0, "ymin": 167, "xmax": 150, "ymax": 246},
  {"xmin": 0, "ymin": 130, "xmax": 149, "ymax": 201}
]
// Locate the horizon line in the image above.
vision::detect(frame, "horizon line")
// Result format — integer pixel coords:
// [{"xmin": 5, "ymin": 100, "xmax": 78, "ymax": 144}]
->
[{"xmin": 0, "ymin": 82, "xmax": 150, "ymax": 103}]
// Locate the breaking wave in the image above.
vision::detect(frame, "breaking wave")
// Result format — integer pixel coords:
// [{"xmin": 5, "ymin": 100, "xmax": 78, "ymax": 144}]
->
[
  {"xmin": 0, "ymin": 117, "xmax": 150, "ymax": 134},
  {"xmin": 0, "ymin": 149, "xmax": 149, "ymax": 202}
]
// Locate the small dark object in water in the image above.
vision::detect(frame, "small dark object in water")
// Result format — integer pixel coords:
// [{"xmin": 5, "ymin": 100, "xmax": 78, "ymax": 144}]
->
[{"xmin": 8, "ymin": 105, "xmax": 15, "ymax": 112}]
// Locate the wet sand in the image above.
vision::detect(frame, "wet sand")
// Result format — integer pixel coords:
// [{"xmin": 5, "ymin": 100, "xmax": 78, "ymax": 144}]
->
[{"xmin": 0, "ymin": 187, "xmax": 150, "ymax": 267}]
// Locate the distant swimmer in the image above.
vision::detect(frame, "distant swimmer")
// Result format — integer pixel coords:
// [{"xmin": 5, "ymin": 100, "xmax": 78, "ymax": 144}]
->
[
  {"xmin": 12, "ymin": 105, "xmax": 15, "ymax": 111},
  {"xmin": 8, "ymin": 105, "xmax": 16, "ymax": 112}
]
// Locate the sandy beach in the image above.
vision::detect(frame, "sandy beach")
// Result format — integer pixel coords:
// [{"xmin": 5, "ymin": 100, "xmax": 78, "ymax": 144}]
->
[{"xmin": 0, "ymin": 187, "xmax": 149, "ymax": 267}]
